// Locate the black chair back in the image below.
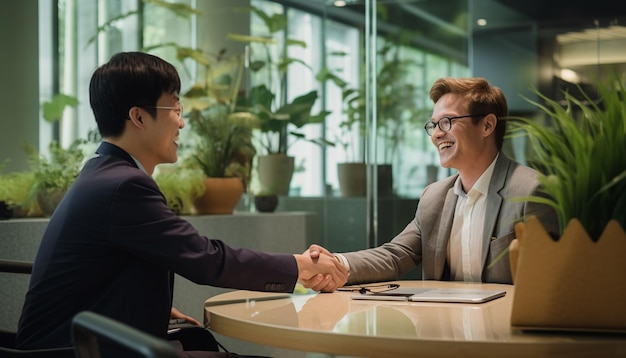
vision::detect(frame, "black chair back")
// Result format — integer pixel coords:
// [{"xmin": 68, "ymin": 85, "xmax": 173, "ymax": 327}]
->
[
  {"xmin": 72, "ymin": 311, "xmax": 178, "ymax": 358},
  {"xmin": 0, "ymin": 259, "xmax": 74, "ymax": 358}
]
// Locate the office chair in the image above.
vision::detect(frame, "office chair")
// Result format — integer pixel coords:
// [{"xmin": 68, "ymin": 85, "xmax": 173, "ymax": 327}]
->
[
  {"xmin": 72, "ymin": 311, "xmax": 178, "ymax": 358},
  {"xmin": 0, "ymin": 259, "xmax": 75, "ymax": 358}
]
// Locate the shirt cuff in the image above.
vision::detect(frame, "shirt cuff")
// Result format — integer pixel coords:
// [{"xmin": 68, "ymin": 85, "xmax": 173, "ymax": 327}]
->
[{"xmin": 334, "ymin": 253, "xmax": 350, "ymax": 274}]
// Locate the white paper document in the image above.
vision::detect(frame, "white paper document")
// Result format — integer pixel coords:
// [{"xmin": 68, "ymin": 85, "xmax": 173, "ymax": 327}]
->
[{"xmin": 351, "ymin": 287, "xmax": 506, "ymax": 303}]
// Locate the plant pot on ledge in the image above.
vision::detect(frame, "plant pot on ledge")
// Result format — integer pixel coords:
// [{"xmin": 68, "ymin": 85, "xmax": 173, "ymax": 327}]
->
[
  {"xmin": 337, "ymin": 163, "xmax": 393, "ymax": 197},
  {"xmin": 509, "ymin": 216, "xmax": 626, "ymax": 333},
  {"xmin": 0, "ymin": 200, "xmax": 13, "ymax": 219},
  {"xmin": 254, "ymin": 194, "xmax": 279, "ymax": 213},
  {"xmin": 193, "ymin": 178, "xmax": 244, "ymax": 215},
  {"xmin": 37, "ymin": 188, "xmax": 67, "ymax": 217},
  {"xmin": 257, "ymin": 154, "xmax": 294, "ymax": 196}
]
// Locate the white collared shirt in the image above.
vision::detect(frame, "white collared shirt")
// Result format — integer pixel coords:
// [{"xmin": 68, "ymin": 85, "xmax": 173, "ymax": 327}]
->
[{"xmin": 448, "ymin": 154, "xmax": 499, "ymax": 282}]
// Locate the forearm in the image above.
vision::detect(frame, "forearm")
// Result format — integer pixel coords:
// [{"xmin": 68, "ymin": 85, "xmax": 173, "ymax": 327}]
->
[{"xmin": 342, "ymin": 244, "xmax": 417, "ymax": 285}]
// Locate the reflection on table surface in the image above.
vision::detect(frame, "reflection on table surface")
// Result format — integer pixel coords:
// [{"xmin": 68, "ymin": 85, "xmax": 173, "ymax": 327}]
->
[{"xmin": 204, "ymin": 281, "xmax": 626, "ymax": 357}]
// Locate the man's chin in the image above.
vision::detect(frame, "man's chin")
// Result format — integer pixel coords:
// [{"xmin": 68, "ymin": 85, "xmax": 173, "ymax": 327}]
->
[{"xmin": 437, "ymin": 158, "xmax": 452, "ymax": 168}]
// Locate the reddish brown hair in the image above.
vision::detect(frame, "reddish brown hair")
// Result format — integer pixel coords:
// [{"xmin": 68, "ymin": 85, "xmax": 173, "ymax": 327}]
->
[{"xmin": 430, "ymin": 77, "xmax": 508, "ymax": 150}]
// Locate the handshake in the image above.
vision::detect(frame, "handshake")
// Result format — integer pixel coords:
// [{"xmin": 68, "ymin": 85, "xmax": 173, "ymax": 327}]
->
[{"xmin": 294, "ymin": 244, "xmax": 348, "ymax": 292}]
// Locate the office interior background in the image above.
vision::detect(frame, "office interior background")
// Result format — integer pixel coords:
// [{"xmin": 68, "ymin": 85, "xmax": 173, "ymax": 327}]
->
[{"xmin": 2, "ymin": 0, "xmax": 625, "ymax": 252}]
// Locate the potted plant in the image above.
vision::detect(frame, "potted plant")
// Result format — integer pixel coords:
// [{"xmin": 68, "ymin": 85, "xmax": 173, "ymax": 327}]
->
[
  {"xmin": 91, "ymin": 3, "xmax": 330, "ymax": 197},
  {"xmin": 184, "ymin": 101, "xmax": 257, "ymax": 215},
  {"xmin": 0, "ymin": 168, "xmax": 39, "ymax": 218},
  {"xmin": 229, "ymin": 5, "xmax": 331, "ymax": 196},
  {"xmin": 180, "ymin": 50, "xmax": 256, "ymax": 214},
  {"xmin": 153, "ymin": 164, "xmax": 206, "ymax": 215},
  {"xmin": 320, "ymin": 28, "xmax": 424, "ymax": 197},
  {"xmin": 506, "ymin": 75, "xmax": 626, "ymax": 332},
  {"xmin": 253, "ymin": 190, "xmax": 279, "ymax": 213},
  {"xmin": 24, "ymin": 139, "xmax": 85, "ymax": 217}
]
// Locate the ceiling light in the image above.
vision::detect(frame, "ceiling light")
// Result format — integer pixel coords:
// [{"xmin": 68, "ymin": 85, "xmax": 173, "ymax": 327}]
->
[
  {"xmin": 476, "ymin": 19, "xmax": 487, "ymax": 26},
  {"xmin": 560, "ymin": 69, "xmax": 580, "ymax": 83}
]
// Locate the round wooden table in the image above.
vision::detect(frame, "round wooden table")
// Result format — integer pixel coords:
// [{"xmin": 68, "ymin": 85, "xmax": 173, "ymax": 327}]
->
[{"xmin": 204, "ymin": 281, "xmax": 626, "ymax": 357}]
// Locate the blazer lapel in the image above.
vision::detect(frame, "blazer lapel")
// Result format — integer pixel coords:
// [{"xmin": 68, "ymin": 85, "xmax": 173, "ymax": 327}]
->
[
  {"xmin": 481, "ymin": 155, "xmax": 511, "ymax": 267},
  {"xmin": 433, "ymin": 182, "xmax": 458, "ymax": 279}
]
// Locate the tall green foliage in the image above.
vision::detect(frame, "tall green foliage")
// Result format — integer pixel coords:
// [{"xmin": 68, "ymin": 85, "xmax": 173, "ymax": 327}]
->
[
  {"xmin": 230, "ymin": 5, "xmax": 331, "ymax": 155},
  {"xmin": 508, "ymin": 77, "xmax": 626, "ymax": 239},
  {"xmin": 187, "ymin": 104, "xmax": 257, "ymax": 186},
  {"xmin": 318, "ymin": 29, "xmax": 425, "ymax": 163}
]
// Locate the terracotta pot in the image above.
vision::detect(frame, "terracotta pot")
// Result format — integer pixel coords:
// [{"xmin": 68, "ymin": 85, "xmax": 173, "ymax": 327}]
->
[
  {"xmin": 509, "ymin": 216, "xmax": 626, "ymax": 332},
  {"xmin": 193, "ymin": 177, "xmax": 244, "ymax": 215}
]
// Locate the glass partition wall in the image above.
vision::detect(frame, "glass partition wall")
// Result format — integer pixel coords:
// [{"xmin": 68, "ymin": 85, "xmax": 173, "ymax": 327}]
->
[
  {"xmin": 315, "ymin": 0, "xmax": 470, "ymax": 251},
  {"xmin": 28, "ymin": 0, "xmax": 626, "ymax": 256}
]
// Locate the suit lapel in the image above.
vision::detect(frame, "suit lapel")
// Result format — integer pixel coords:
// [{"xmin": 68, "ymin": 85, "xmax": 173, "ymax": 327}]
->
[
  {"xmin": 433, "ymin": 180, "xmax": 458, "ymax": 279},
  {"xmin": 481, "ymin": 155, "xmax": 511, "ymax": 267}
]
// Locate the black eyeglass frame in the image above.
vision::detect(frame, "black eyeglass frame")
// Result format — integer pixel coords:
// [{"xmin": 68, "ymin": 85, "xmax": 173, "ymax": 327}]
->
[
  {"xmin": 336, "ymin": 283, "xmax": 400, "ymax": 295},
  {"xmin": 424, "ymin": 113, "xmax": 488, "ymax": 136}
]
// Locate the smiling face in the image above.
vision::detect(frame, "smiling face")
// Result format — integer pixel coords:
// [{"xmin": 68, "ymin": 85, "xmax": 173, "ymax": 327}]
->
[
  {"xmin": 138, "ymin": 92, "xmax": 185, "ymax": 170},
  {"xmin": 430, "ymin": 93, "xmax": 492, "ymax": 174}
]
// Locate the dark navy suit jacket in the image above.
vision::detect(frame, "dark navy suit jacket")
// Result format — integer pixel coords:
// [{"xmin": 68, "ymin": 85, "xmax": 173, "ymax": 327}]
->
[{"xmin": 16, "ymin": 142, "xmax": 297, "ymax": 349}]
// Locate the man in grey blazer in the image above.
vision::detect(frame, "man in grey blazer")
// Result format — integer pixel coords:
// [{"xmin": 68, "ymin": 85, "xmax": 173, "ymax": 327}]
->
[{"xmin": 309, "ymin": 77, "xmax": 558, "ymax": 287}]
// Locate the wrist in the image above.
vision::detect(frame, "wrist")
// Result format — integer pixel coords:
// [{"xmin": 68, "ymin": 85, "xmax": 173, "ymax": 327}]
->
[
  {"xmin": 334, "ymin": 253, "xmax": 350, "ymax": 272},
  {"xmin": 293, "ymin": 254, "xmax": 307, "ymax": 279}
]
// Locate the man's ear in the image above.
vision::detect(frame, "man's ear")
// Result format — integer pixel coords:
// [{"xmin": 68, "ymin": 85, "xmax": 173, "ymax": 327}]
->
[
  {"xmin": 128, "ymin": 107, "xmax": 144, "ymax": 127},
  {"xmin": 483, "ymin": 113, "xmax": 497, "ymax": 136}
]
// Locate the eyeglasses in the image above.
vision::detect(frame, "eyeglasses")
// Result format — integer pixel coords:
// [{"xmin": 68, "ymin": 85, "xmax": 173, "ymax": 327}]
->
[
  {"xmin": 337, "ymin": 283, "xmax": 400, "ymax": 295},
  {"xmin": 144, "ymin": 104, "xmax": 184, "ymax": 118},
  {"xmin": 424, "ymin": 114, "xmax": 487, "ymax": 136}
]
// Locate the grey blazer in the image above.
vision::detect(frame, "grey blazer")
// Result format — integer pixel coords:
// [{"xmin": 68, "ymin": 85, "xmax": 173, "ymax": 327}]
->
[{"xmin": 342, "ymin": 154, "xmax": 559, "ymax": 285}]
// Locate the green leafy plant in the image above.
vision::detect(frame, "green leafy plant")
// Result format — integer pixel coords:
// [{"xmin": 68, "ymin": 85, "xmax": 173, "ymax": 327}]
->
[
  {"xmin": 173, "ymin": 44, "xmax": 258, "ymax": 188},
  {"xmin": 42, "ymin": 93, "xmax": 79, "ymax": 123},
  {"xmin": 86, "ymin": 0, "xmax": 200, "ymax": 46},
  {"xmin": 154, "ymin": 164, "xmax": 206, "ymax": 215},
  {"xmin": 186, "ymin": 103, "xmax": 257, "ymax": 186},
  {"xmin": 0, "ymin": 170, "xmax": 39, "ymax": 216},
  {"xmin": 21, "ymin": 139, "xmax": 85, "ymax": 216},
  {"xmin": 319, "ymin": 30, "xmax": 424, "ymax": 163},
  {"xmin": 508, "ymin": 77, "xmax": 626, "ymax": 239},
  {"xmin": 24, "ymin": 139, "xmax": 85, "ymax": 193},
  {"xmin": 230, "ymin": 5, "xmax": 331, "ymax": 155}
]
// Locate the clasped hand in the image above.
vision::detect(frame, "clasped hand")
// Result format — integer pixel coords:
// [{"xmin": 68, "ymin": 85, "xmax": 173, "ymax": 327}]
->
[{"xmin": 294, "ymin": 244, "xmax": 348, "ymax": 292}]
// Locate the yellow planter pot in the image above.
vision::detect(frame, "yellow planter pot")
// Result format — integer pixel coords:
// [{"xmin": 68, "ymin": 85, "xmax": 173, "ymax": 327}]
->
[
  {"xmin": 509, "ymin": 216, "xmax": 626, "ymax": 333},
  {"xmin": 193, "ymin": 177, "xmax": 244, "ymax": 215}
]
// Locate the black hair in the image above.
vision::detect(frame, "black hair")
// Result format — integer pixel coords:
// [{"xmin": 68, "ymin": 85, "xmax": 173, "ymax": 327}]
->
[{"xmin": 88, "ymin": 52, "xmax": 181, "ymax": 138}]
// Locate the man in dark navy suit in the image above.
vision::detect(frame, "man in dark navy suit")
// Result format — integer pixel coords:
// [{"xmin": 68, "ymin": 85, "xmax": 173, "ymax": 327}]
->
[{"xmin": 16, "ymin": 52, "xmax": 346, "ymax": 357}]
